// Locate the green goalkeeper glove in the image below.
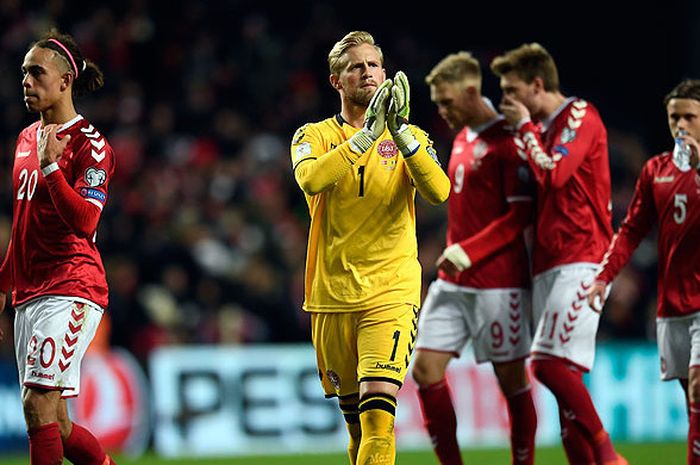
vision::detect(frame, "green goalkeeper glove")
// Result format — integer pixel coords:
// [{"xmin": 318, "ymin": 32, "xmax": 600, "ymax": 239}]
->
[
  {"xmin": 348, "ymin": 79, "xmax": 392, "ymax": 155},
  {"xmin": 388, "ymin": 71, "xmax": 420, "ymax": 156}
]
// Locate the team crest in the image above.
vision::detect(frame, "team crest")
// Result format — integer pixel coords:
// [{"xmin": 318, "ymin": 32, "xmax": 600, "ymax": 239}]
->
[
  {"xmin": 377, "ymin": 139, "xmax": 398, "ymax": 158},
  {"xmin": 326, "ymin": 370, "xmax": 341, "ymax": 390},
  {"xmin": 560, "ymin": 127, "xmax": 577, "ymax": 144},
  {"xmin": 84, "ymin": 167, "xmax": 107, "ymax": 187},
  {"xmin": 473, "ymin": 141, "xmax": 488, "ymax": 159}
]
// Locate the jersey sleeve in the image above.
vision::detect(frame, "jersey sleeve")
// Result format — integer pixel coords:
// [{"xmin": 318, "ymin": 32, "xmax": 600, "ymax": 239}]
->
[
  {"xmin": 44, "ymin": 133, "xmax": 115, "ymax": 238},
  {"xmin": 291, "ymin": 123, "xmax": 361, "ymax": 196},
  {"xmin": 459, "ymin": 141, "xmax": 534, "ymax": 264},
  {"xmin": 0, "ymin": 239, "xmax": 13, "ymax": 292},
  {"xmin": 515, "ymin": 100, "xmax": 600, "ymax": 190},
  {"xmin": 402, "ymin": 126, "xmax": 450, "ymax": 205},
  {"xmin": 596, "ymin": 162, "xmax": 657, "ymax": 284}
]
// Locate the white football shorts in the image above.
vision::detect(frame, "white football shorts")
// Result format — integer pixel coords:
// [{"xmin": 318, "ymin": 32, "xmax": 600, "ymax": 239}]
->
[
  {"xmin": 415, "ymin": 279, "xmax": 532, "ymax": 364},
  {"xmin": 656, "ymin": 313, "xmax": 700, "ymax": 381},
  {"xmin": 531, "ymin": 264, "xmax": 602, "ymax": 371},
  {"xmin": 14, "ymin": 297, "xmax": 103, "ymax": 397}
]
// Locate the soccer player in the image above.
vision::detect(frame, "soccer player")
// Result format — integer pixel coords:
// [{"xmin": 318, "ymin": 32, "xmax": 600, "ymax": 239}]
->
[
  {"xmin": 290, "ymin": 31, "xmax": 450, "ymax": 465},
  {"xmin": 0, "ymin": 31, "xmax": 116, "ymax": 465},
  {"xmin": 587, "ymin": 79, "xmax": 700, "ymax": 465},
  {"xmin": 412, "ymin": 52, "xmax": 536, "ymax": 465},
  {"xmin": 492, "ymin": 43, "xmax": 626, "ymax": 465}
]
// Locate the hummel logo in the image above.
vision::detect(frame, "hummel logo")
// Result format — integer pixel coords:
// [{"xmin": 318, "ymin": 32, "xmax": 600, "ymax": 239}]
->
[{"xmin": 654, "ymin": 176, "xmax": 674, "ymax": 183}]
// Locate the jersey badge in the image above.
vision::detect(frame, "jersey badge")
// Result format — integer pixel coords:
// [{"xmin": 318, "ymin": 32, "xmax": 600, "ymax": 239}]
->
[
  {"xmin": 326, "ymin": 369, "xmax": 341, "ymax": 390},
  {"xmin": 81, "ymin": 188, "xmax": 106, "ymax": 203},
  {"xmin": 377, "ymin": 139, "xmax": 398, "ymax": 158},
  {"xmin": 294, "ymin": 142, "xmax": 312, "ymax": 160},
  {"xmin": 473, "ymin": 141, "xmax": 488, "ymax": 159},
  {"xmin": 553, "ymin": 145, "xmax": 569, "ymax": 157},
  {"xmin": 84, "ymin": 167, "xmax": 107, "ymax": 187},
  {"xmin": 426, "ymin": 146, "xmax": 441, "ymax": 166},
  {"xmin": 560, "ymin": 127, "xmax": 577, "ymax": 144}
]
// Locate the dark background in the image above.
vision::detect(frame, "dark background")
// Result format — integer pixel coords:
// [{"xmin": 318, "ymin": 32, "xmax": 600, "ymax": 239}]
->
[{"xmin": 0, "ymin": 0, "xmax": 697, "ymax": 363}]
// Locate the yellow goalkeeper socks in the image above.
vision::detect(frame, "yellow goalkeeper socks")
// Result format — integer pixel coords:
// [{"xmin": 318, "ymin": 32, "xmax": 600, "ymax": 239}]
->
[
  {"xmin": 340, "ymin": 399, "xmax": 361, "ymax": 465},
  {"xmin": 356, "ymin": 393, "xmax": 397, "ymax": 465}
]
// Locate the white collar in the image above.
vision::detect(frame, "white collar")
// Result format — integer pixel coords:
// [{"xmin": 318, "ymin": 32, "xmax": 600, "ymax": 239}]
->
[{"xmin": 541, "ymin": 97, "xmax": 575, "ymax": 132}]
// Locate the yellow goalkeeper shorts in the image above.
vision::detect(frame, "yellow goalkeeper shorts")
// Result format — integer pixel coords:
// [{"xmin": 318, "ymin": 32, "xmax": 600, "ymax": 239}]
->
[{"xmin": 311, "ymin": 303, "xmax": 418, "ymax": 398}]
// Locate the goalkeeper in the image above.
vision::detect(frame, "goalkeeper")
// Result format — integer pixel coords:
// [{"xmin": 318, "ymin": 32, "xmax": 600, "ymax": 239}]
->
[{"xmin": 290, "ymin": 31, "xmax": 450, "ymax": 465}]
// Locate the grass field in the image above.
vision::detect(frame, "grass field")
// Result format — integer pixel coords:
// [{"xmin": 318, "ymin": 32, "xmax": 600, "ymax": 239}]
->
[{"xmin": 0, "ymin": 442, "xmax": 686, "ymax": 464}]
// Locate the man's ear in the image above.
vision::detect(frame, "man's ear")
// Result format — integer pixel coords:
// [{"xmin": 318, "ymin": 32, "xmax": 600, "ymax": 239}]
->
[
  {"xmin": 60, "ymin": 72, "xmax": 73, "ymax": 92},
  {"xmin": 532, "ymin": 76, "xmax": 545, "ymax": 94},
  {"xmin": 330, "ymin": 74, "xmax": 341, "ymax": 90}
]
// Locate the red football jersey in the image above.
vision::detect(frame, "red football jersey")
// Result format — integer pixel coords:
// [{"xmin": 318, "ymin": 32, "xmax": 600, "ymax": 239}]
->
[
  {"xmin": 3, "ymin": 115, "xmax": 114, "ymax": 308},
  {"xmin": 440, "ymin": 117, "xmax": 533, "ymax": 289},
  {"xmin": 516, "ymin": 98, "xmax": 613, "ymax": 275},
  {"xmin": 597, "ymin": 153, "xmax": 700, "ymax": 317}
]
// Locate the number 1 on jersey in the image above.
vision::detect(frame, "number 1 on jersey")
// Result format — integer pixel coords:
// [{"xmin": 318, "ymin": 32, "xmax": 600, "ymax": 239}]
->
[{"xmin": 358, "ymin": 165, "xmax": 366, "ymax": 197}]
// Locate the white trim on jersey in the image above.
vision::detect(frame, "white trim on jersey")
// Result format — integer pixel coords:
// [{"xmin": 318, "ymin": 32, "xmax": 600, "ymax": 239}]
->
[
  {"xmin": 57, "ymin": 114, "xmax": 84, "ymax": 132},
  {"xmin": 532, "ymin": 261, "xmax": 600, "ymax": 281},
  {"xmin": 41, "ymin": 162, "xmax": 60, "ymax": 177},
  {"xmin": 85, "ymin": 198, "xmax": 104, "ymax": 210}
]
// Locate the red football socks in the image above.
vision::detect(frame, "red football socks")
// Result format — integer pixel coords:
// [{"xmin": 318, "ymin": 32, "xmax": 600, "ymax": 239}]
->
[
  {"xmin": 532, "ymin": 358, "xmax": 617, "ymax": 463},
  {"xmin": 417, "ymin": 378, "xmax": 464, "ymax": 465},
  {"xmin": 28, "ymin": 422, "xmax": 63, "ymax": 465},
  {"xmin": 506, "ymin": 387, "xmax": 537, "ymax": 465},
  {"xmin": 63, "ymin": 422, "xmax": 109, "ymax": 465},
  {"xmin": 558, "ymin": 399, "xmax": 595, "ymax": 465},
  {"xmin": 689, "ymin": 401, "xmax": 700, "ymax": 465}
]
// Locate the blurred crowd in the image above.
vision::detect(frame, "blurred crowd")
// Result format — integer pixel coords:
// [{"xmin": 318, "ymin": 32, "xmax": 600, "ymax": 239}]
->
[{"xmin": 0, "ymin": 1, "xmax": 672, "ymax": 364}]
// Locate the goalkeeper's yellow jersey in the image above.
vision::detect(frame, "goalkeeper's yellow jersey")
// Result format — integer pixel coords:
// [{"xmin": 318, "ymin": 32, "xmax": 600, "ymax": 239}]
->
[{"xmin": 291, "ymin": 114, "xmax": 446, "ymax": 312}]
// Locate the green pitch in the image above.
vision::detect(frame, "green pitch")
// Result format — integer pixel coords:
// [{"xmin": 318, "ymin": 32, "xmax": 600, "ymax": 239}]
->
[{"xmin": 0, "ymin": 442, "xmax": 685, "ymax": 464}]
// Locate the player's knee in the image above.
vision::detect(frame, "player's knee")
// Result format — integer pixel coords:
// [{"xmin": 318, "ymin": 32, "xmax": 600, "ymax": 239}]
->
[
  {"xmin": 530, "ymin": 358, "xmax": 551, "ymax": 384},
  {"xmin": 689, "ymin": 374, "xmax": 700, "ymax": 403},
  {"xmin": 411, "ymin": 354, "xmax": 443, "ymax": 387}
]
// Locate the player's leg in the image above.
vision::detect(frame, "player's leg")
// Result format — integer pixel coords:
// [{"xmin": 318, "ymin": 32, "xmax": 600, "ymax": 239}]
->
[
  {"xmin": 356, "ymin": 303, "xmax": 418, "ymax": 465},
  {"xmin": 530, "ymin": 267, "xmax": 623, "ymax": 465},
  {"xmin": 58, "ymin": 399, "xmax": 116, "ymax": 465},
  {"xmin": 338, "ymin": 394, "xmax": 362, "ymax": 465},
  {"xmin": 657, "ymin": 314, "xmax": 694, "ymax": 465},
  {"xmin": 493, "ymin": 360, "xmax": 536, "ymax": 465},
  {"xmin": 412, "ymin": 350, "xmax": 462, "ymax": 465},
  {"xmin": 23, "ymin": 387, "xmax": 64, "ymax": 465},
  {"xmin": 686, "ymin": 315, "xmax": 700, "ymax": 465},
  {"xmin": 412, "ymin": 280, "xmax": 469, "ymax": 465},
  {"xmin": 19, "ymin": 299, "xmax": 107, "ymax": 465},
  {"xmin": 478, "ymin": 289, "xmax": 536, "ymax": 465},
  {"xmin": 556, "ymin": 397, "xmax": 596, "ymax": 465},
  {"xmin": 311, "ymin": 312, "xmax": 361, "ymax": 464}
]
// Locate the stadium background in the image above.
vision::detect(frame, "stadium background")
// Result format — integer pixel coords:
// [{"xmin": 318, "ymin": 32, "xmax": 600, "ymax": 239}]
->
[{"xmin": 0, "ymin": 1, "xmax": 697, "ymax": 463}]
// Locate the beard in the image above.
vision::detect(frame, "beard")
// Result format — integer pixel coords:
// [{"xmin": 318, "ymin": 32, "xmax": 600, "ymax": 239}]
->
[{"xmin": 347, "ymin": 86, "xmax": 374, "ymax": 107}]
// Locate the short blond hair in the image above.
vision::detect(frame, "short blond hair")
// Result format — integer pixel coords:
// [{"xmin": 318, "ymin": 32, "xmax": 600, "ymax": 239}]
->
[
  {"xmin": 328, "ymin": 31, "xmax": 383, "ymax": 75},
  {"xmin": 490, "ymin": 43, "xmax": 559, "ymax": 92},
  {"xmin": 425, "ymin": 51, "xmax": 481, "ymax": 88}
]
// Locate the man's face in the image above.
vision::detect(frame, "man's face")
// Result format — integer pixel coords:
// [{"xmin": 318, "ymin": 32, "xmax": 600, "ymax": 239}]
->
[
  {"xmin": 666, "ymin": 98, "xmax": 700, "ymax": 141},
  {"xmin": 333, "ymin": 43, "xmax": 386, "ymax": 107},
  {"xmin": 22, "ymin": 46, "xmax": 68, "ymax": 113},
  {"xmin": 500, "ymin": 71, "xmax": 538, "ymax": 115},
  {"xmin": 430, "ymin": 81, "xmax": 471, "ymax": 130}
]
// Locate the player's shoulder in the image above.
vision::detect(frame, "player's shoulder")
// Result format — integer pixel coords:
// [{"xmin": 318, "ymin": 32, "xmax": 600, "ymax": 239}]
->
[
  {"xmin": 292, "ymin": 116, "xmax": 340, "ymax": 144},
  {"xmin": 18, "ymin": 121, "xmax": 41, "ymax": 139},
  {"xmin": 645, "ymin": 151, "xmax": 673, "ymax": 171}
]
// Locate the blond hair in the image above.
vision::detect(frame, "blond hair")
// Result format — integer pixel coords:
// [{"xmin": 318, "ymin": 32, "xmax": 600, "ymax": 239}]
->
[
  {"xmin": 328, "ymin": 31, "xmax": 383, "ymax": 75},
  {"xmin": 490, "ymin": 43, "xmax": 559, "ymax": 92},
  {"xmin": 425, "ymin": 51, "xmax": 481, "ymax": 88}
]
